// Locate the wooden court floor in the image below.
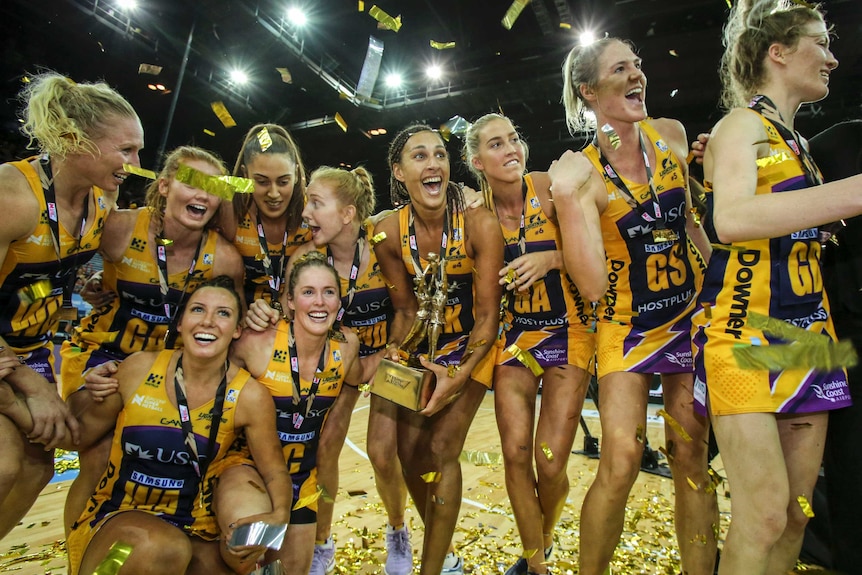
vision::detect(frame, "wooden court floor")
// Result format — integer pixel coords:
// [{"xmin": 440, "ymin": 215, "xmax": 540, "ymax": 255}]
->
[{"xmin": 1, "ymin": 392, "xmax": 734, "ymax": 574}]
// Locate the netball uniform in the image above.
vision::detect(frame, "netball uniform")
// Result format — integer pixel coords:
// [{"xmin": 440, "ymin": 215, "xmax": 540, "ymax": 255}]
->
[
  {"xmin": 66, "ymin": 350, "xmax": 250, "ymax": 574},
  {"xmin": 693, "ymin": 112, "xmax": 851, "ymax": 415},
  {"xmin": 0, "ymin": 158, "xmax": 108, "ymax": 382},
  {"xmin": 255, "ymin": 321, "xmax": 346, "ymax": 523},
  {"xmin": 59, "ymin": 208, "xmax": 218, "ymax": 397},
  {"xmin": 233, "ymin": 211, "xmax": 310, "ymax": 306},
  {"xmin": 395, "ymin": 205, "xmax": 494, "ymax": 386},
  {"xmin": 495, "ymin": 174, "xmax": 596, "ymax": 372},
  {"xmin": 584, "ymin": 121, "xmax": 705, "ymax": 379},
  {"xmin": 315, "ymin": 221, "xmax": 392, "ymax": 358}
]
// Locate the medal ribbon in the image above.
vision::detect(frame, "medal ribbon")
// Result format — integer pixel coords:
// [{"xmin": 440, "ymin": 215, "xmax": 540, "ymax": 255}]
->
[
  {"xmin": 327, "ymin": 226, "xmax": 365, "ymax": 323},
  {"xmin": 155, "ymin": 234, "xmax": 204, "ymax": 348},
  {"xmin": 407, "ymin": 206, "xmax": 450, "ymax": 284},
  {"xmin": 173, "ymin": 353, "xmax": 229, "ymax": 507},
  {"xmin": 287, "ymin": 323, "xmax": 328, "ymax": 422},
  {"xmin": 255, "ymin": 210, "xmax": 289, "ymax": 305}
]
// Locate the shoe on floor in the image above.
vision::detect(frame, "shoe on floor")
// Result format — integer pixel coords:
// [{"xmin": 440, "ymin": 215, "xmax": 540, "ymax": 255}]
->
[
  {"xmin": 440, "ymin": 553, "xmax": 463, "ymax": 575},
  {"xmin": 309, "ymin": 536, "xmax": 335, "ymax": 575},
  {"xmin": 384, "ymin": 525, "xmax": 413, "ymax": 575}
]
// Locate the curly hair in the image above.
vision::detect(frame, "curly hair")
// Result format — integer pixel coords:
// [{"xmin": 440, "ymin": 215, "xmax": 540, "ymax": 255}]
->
[
  {"xmin": 19, "ymin": 71, "xmax": 138, "ymax": 158},
  {"xmin": 386, "ymin": 124, "xmax": 465, "ymax": 214},
  {"xmin": 720, "ymin": 0, "xmax": 828, "ymax": 110}
]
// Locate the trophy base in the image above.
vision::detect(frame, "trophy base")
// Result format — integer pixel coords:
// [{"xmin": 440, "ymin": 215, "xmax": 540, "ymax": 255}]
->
[{"xmin": 371, "ymin": 359, "xmax": 435, "ymax": 411}]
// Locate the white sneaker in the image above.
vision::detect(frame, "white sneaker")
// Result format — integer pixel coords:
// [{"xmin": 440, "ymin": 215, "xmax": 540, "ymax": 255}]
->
[
  {"xmin": 384, "ymin": 525, "xmax": 413, "ymax": 575},
  {"xmin": 309, "ymin": 536, "xmax": 335, "ymax": 575},
  {"xmin": 440, "ymin": 553, "xmax": 463, "ymax": 575}
]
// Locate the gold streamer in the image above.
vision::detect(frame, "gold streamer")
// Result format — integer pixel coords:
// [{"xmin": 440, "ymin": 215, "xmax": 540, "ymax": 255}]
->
[
  {"xmin": 319, "ymin": 484, "xmax": 335, "ymax": 503},
  {"xmin": 174, "ymin": 164, "xmax": 254, "ymax": 201},
  {"xmin": 703, "ymin": 304, "xmax": 712, "ymax": 319},
  {"xmin": 506, "ymin": 344, "xmax": 544, "ymax": 376},
  {"xmin": 733, "ymin": 340, "xmax": 857, "ymax": 372},
  {"xmin": 368, "ymin": 5, "xmax": 402, "ymax": 32},
  {"xmin": 92, "ymin": 541, "xmax": 133, "ymax": 575},
  {"xmin": 559, "ymin": 22, "xmax": 571, "ymax": 29},
  {"xmin": 275, "ymin": 67, "xmax": 292, "ymax": 84},
  {"xmin": 540, "ymin": 442, "xmax": 554, "ymax": 461},
  {"xmin": 749, "ymin": 311, "xmax": 835, "ymax": 347},
  {"xmin": 293, "ymin": 487, "xmax": 322, "ymax": 510},
  {"xmin": 656, "ymin": 409, "xmax": 693, "ymax": 442},
  {"xmin": 686, "ymin": 477, "xmax": 699, "ymax": 491},
  {"xmin": 600, "ymin": 123, "xmax": 621, "ymax": 150},
  {"xmin": 501, "ymin": 0, "xmax": 530, "ymax": 30},
  {"xmin": 257, "ymin": 127, "xmax": 273, "ymax": 152},
  {"xmin": 635, "ymin": 424, "xmax": 645, "ymax": 443},
  {"xmin": 710, "ymin": 243, "xmax": 746, "ymax": 252},
  {"xmin": 202, "ymin": 129, "xmax": 216, "ymax": 137},
  {"xmin": 797, "ymin": 494, "xmax": 815, "ymax": 518},
  {"xmin": 430, "ymin": 40, "xmax": 456, "ymax": 50},
  {"xmin": 459, "ymin": 450, "xmax": 503, "ymax": 466},
  {"xmin": 335, "ymin": 112, "xmax": 348, "ymax": 132},
  {"xmin": 369, "ymin": 231, "xmax": 387, "ymax": 246},
  {"xmin": 122, "ymin": 163, "xmax": 156, "ymax": 179},
  {"xmin": 521, "ymin": 548, "xmax": 538, "ymax": 559},
  {"xmin": 755, "ymin": 151, "xmax": 793, "ymax": 169},
  {"xmin": 421, "ymin": 471, "xmax": 442, "ymax": 483},
  {"xmin": 210, "ymin": 101, "xmax": 237, "ymax": 128},
  {"xmin": 18, "ymin": 279, "xmax": 53, "ymax": 304},
  {"xmin": 358, "ymin": 0, "xmax": 364, "ymax": 11}
]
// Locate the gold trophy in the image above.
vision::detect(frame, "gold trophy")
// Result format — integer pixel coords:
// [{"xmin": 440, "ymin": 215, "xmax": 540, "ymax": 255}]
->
[{"xmin": 371, "ymin": 253, "xmax": 448, "ymax": 411}]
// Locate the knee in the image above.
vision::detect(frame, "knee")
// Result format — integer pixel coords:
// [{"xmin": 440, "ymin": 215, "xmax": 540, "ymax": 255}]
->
[
  {"xmin": 665, "ymin": 438, "xmax": 708, "ymax": 476},
  {"xmin": 428, "ymin": 434, "xmax": 462, "ymax": 463},
  {"xmin": 536, "ymin": 456, "xmax": 568, "ymax": 485},
  {"xmin": 501, "ymin": 440, "xmax": 532, "ymax": 469},
  {"xmin": 597, "ymin": 442, "xmax": 643, "ymax": 488},
  {"xmin": 139, "ymin": 529, "xmax": 194, "ymax": 566}
]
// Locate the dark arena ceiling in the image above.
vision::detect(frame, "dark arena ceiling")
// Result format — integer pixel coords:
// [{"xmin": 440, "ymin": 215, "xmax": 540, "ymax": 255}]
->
[{"xmin": 2, "ymin": 0, "xmax": 861, "ymax": 207}]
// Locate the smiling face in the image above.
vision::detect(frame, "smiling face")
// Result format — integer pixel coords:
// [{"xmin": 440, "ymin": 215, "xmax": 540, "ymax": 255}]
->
[
  {"xmin": 583, "ymin": 40, "xmax": 648, "ymax": 125},
  {"xmin": 178, "ymin": 286, "xmax": 242, "ymax": 359},
  {"xmin": 245, "ymin": 152, "xmax": 297, "ymax": 221},
  {"xmin": 70, "ymin": 114, "xmax": 144, "ymax": 192},
  {"xmin": 471, "ymin": 118, "xmax": 525, "ymax": 186},
  {"xmin": 287, "ymin": 265, "xmax": 341, "ymax": 338},
  {"xmin": 392, "ymin": 130, "xmax": 450, "ymax": 209},
  {"xmin": 159, "ymin": 158, "xmax": 222, "ymax": 231},
  {"xmin": 302, "ymin": 179, "xmax": 354, "ymax": 247},
  {"xmin": 780, "ymin": 20, "xmax": 838, "ymax": 104}
]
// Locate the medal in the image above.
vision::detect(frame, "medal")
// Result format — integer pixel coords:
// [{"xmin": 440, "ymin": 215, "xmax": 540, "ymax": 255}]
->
[
  {"xmin": 652, "ymin": 228, "xmax": 679, "ymax": 243},
  {"xmin": 56, "ymin": 304, "xmax": 78, "ymax": 321}
]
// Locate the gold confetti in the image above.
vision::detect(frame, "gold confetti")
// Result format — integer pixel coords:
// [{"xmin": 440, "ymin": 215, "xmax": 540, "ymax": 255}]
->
[
  {"xmin": 686, "ymin": 477, "xmax": 699, "ymax": 491},
  {"xmin": 559, "ymin": 22, "xmax": 571, "ymax": 29},
  {"xmin": 335, "ymin": 112, "xmax": 348, "ymax": 133},
  {"xmin": 447, "ymin": 364, "xmax": 461, "ymax": 378},
  {"xmin": 257, "ymin": 127, "xmax": 273, "ymax": 152},
  {"xmin": 202, "ymin": 129, "xmax": 215, "ymax": 137},
  {"xmin": 122, "ymin": 163, "xmax": 156, "ymax": 179},
  {"xmin": 156, "ymin": 237, "xmax": 174, "ymax": 247},
  {"xmin": 521, "ymin": 548, "xmax": 538, "ymax": 559},
  {"xmin": 368, "ymin": 5, "xmax": 401, "ymax": 32},
  {"xmin": 627, "ymin": 509, "xmax": 642, "ymax": 531},
  {"xmin": 459, "ymin": 450, "xmax": 503, "ymax": 466},
  {"xmin": 92, "ymin": 541, "xmax": 133, "ymax": 575},
  {"xmin": 439, "ymin": 115, "xmax": 471, "ymax": 142},
  {"xmin": 689, "ymin": 534, "xmax": 707, "ymax": 545},
  {"xmin": 210, "ymin": 101, "xmax": 236, "ymax": 128},
  {"xmin": 506, "ymin": 344, "xmax": 544, "ymax": 376},
  {"xmin": 421, "ymin": 471, "xmax": 442, "ymax": 483},
  {"xmin": 635, "ymin": 424, "xmax": 645, "ymax": 443},
  {"xmin": 293, "ymin": 487, "xmax": 323, "ymax": 510},
  {"xmin": 18, "ymin": 279, "xmax": 53, "ymax": 304},
  {"xmin": 430, "ymin": 40, "xmax": 456, "ymax": 50},
  {"xmin": 504, "ymin": 269, "xmax": 517, "ymax": 285},
  {"xmin": 275, "ymin": 67, "xmax": 292, "ymax": 83},
  {"xmin": 710, "ymin": 243, "xmax": 746, "ymax": 252},
  {"xmin": 798, "ymin": 495, "xmax": 815, "ymax": 518},
  {"xmin": 501, "ymin": 0, "xmax": 530, "ymax": 30},
  {"xmin": 358, "ymin": 0, "xmax": 365, "ymax": 10},
  {"xmin": 601, "ymin": 123, "xmax": 621, "ymax": 150},
  {"xmin": 138, "ymin": 63, "xmax": 163, "ymax": 75},
  {"xmin": 703, "ymin": 304, "xmax": 713, "ymax": 319},
  {"xmin": 358, "ymin": 382, "xmax": 371, "ymax": 393},
  {"xmin": 247, "ymin": 480, "xmax": 266, "ymax": 493},
  {"xmin": 319, "ymin": 484, "xmax": 335, "ymax": 503},
  {"xmin": 369, "ymin": 231, "xmax": 387, "ymax": 246},
  {"xmin": 174, "ymin": 164, "xmax": 254, "ymax": 201},
  {"xmin": 540, "ymin": 442, "xmax": 554, "ymax": 461},
  {"xmin": 656, "ymin": 409, "xmax": 693, "ymax": 442}
]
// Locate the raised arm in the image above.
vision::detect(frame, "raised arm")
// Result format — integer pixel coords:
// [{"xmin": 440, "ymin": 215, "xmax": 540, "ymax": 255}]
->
[{"xmin": 706, "ymin": 108, "xmax": 862, "ymax": 243}]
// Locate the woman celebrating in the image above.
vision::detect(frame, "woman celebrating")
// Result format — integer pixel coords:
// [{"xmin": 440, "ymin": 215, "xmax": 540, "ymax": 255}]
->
[
  {"xmin": 224, "ymin": 123, "xmax": 310, "ymax": 307},
  {"xmin": 373, "ymin": 124, "xmax": 504, "ymax": 575},
  {"xmin": 64, "ymin": 277, "xmax": 291, "ymax": 575},
  {"xmin": 555, "ymin": 38, "xmax": 718, "ymax": 575},
  {"xmin": 463, "ymin": 113, "xmax": 596, "ymax": 575},
  {"xmin": 231, "ymin": 252, "xmax": 362, "ymax": 574},
  {"xmin": 696, "ymin": 2, "xmax": 862, "ymax": 572},
  {"xmin": 0, "ymin": 71, "xmax": 143, "ymax": 540},
  {"xmin": 60, "ymin": 145, "xmax": 244, "ymax": 533}
]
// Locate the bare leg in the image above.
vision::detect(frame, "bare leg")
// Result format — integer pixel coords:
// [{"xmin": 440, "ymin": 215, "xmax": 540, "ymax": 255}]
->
[
  {"xmin": 77, "ymin": 511, "xmax": 195, "ymax": 575},
  {"xmin": 712, "ymin": 412, "xmax": 790, "ymax": 575},
  {"xmin": 368, "ymin": 394, "xmax": 408, "ymax": 527},
  {"xmin": 765, "ymin": 412, "xmax": 828, "ymax": 574},
  {"xmin": 0, "ymin": 413, "xmax": 53, "ymax": 540},
  {"xmin": 315, "ymin": 385, "xmax": 360, "ymax": 542},
  {"xmin": 398, "ymin": 380, "xmax": 486, "ymax": 575},
  {"xmin": 534, "ymin": 365, "xmax": 589, "ymax": 557},
  {"xmin": 661, "ymin": 372, "xmax": 718, "ymax": 575},
  {"xmin": 213, "ymin": 464, "xmax": 273, "ymax": 575},
  {"xmin": 578, "ymin": 372, "xmax": 650, "ymax": 575},
  {"xmin": 188, "ymin": 538, "xmax": 234, "ymax": 575},
  {"xmin": 272, "ymin": 523, "xmax": 317, "ymax": 574}
]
